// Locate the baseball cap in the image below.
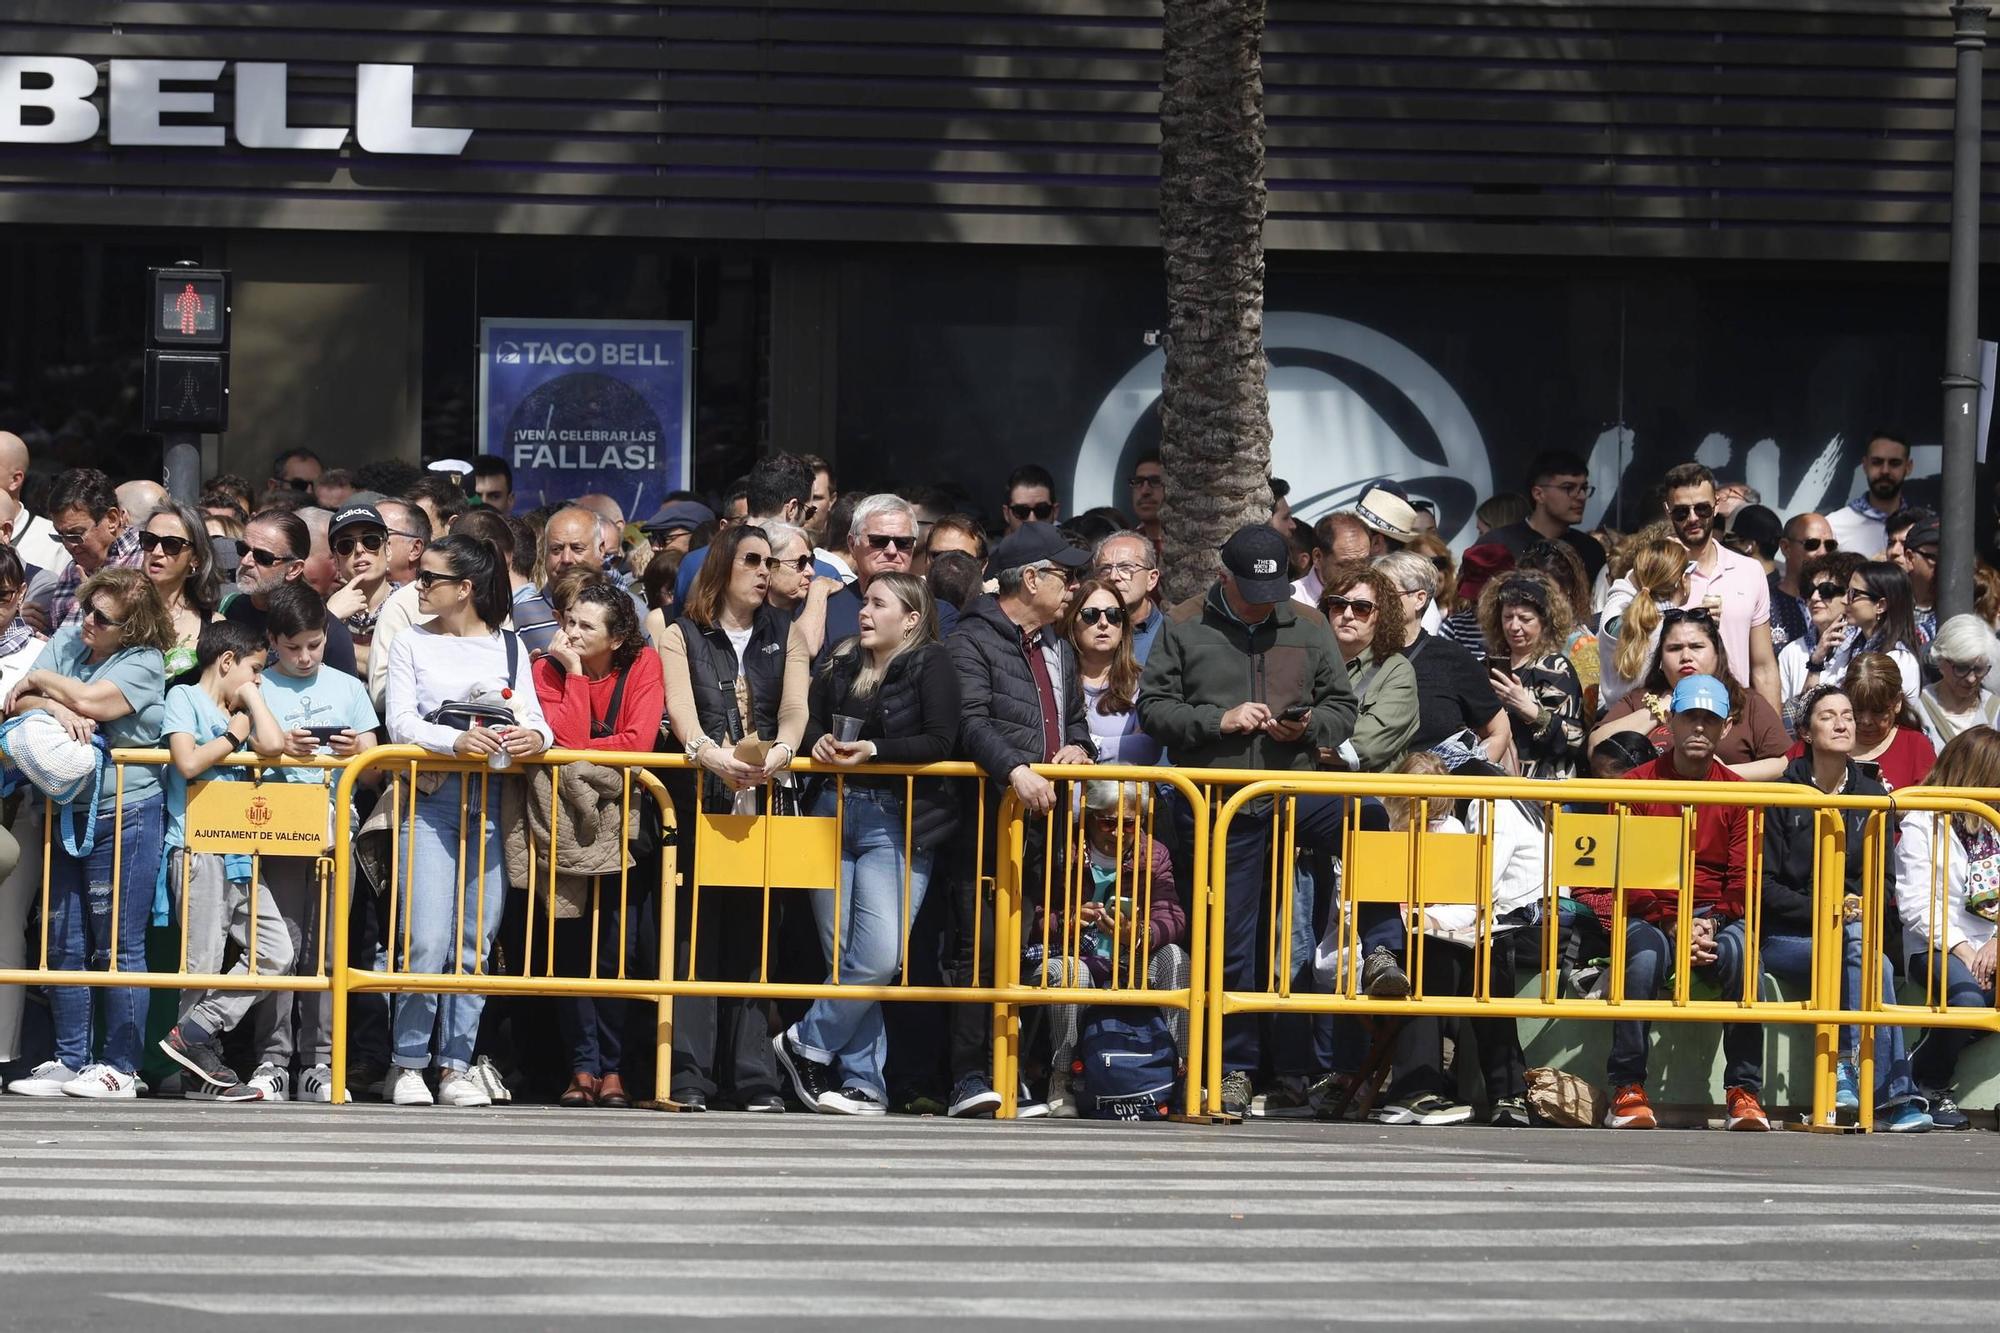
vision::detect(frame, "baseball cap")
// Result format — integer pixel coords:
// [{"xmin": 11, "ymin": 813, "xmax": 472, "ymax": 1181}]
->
[
  {"xmin": 1905, "ymin": 518, "xmax": 1941, "ymax": 553},
  {"xmin": 1355, "ymin": 486, "xmax": 1419, "ymax": 544},
  {"xmin": 328, "ymin": 503, "xmax": 385, "ymax": 538},
  {"xmin": 990, "ymin": 521, "xmax": 1089, "ymax": 574},
  {"xmin": 1670, "ymin": 673, "xmax": 1731, "ymax": 717},
  {"xmin": 1726, "ymin": 504, "xmax": 1782, "ymax": 558},
  {"xmin": 1220, "ymin": 523, "xmax": 1292, "ymax": 602},
  {"xmin": 640, "ymin": 499, "xmax": 716, "ymax": 535}
]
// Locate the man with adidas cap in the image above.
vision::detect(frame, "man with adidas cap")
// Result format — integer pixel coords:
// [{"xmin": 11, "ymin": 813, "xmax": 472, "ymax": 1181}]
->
[
  {"xmin": 1576, "ymin": 673, "xmax": 1767, "ymax": 1133},
  {"xmin": 1139, "ymin": 522, "xmax": 1357, "ymax": 1117}
]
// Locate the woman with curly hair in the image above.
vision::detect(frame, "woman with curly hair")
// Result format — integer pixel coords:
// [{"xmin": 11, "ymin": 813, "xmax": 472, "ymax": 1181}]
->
[
  {"xmin": 1476, "ymin": 571, "xmax": 1588, "ymax": 780},
  {"xmin": 1590, "ymin": 606, "xmax": 1789, "ymax": 779},
  {"xmin": 1520, "ymin": 540, "xmax": 1600, "ymax": 713},
  {"xmin": 1318, "ymin": 560, "xmax": 1419, "ymax": 771}
]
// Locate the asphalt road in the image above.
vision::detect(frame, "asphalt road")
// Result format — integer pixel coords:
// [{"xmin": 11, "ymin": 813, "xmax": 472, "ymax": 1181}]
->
[{"xmin": 0, "ymin": 1102, "xmax": 1996, "ymax": 1329}]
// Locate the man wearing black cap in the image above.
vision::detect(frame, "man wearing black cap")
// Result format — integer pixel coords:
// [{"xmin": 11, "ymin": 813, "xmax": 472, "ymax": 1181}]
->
[
  {"xmin": 1138, "ymin": 523, "xmax": 1357, "ymax": 1117},
  {"xmin": 1902, "ymin": 516, "xmax": 1941, "ymax": 644},
  {"xmin": 943, "ymin": 521, "xmax": 1094, "ymax": 1117}
]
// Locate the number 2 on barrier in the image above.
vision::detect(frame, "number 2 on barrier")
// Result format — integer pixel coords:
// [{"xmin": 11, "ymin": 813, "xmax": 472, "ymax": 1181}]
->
[{"xmin": 1553, "ymin": 812, "xmax": 1684, "ymax": 891}]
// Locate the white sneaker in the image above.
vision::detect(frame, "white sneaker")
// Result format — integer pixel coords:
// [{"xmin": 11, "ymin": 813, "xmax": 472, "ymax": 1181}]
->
[
  {"xmin": 818, "ymin": 1085, "xmax": 888, "ymax": 1117},
  {"xmin": 471, "ymin": 1055, "xmax": 512, "ymax": 1104},
  {"xmin": 7, "ymin": 1060, "xmax": 80, "ymax": 1097},
  {"xmin": 1047, "ymin": 1068, "xmax": 1078, "ymax": 1120},
  {"xmin": 1015, "ymin": 1082, "xmax": 1050, "ymax": 1119},
  {"xmin": 299, "ymin": 1064, "xmax": 342, "ymax": 1104},
  {"xmin": 61, "ymin": 1064, "xmax": 139, "ymax": 1100},
  {"xmin": 388, "ymin": 1067, "xmax": 433, "ymax": 1106},
  {"xmin": 243, "ymin": 1064, "xmax": 290, "ymax": 1103},
  {"xmin": 437, "ymin": 1069, "xmax": 493, "ymax": 1108}
]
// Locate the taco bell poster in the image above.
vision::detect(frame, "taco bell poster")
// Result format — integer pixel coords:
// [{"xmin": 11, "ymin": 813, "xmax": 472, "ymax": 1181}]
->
[{"xmin": 478, "ymin": 318, "xmax": 693, "ymax": 516}]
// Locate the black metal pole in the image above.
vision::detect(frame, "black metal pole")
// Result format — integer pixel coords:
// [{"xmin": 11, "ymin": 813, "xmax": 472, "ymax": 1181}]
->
[
  {"xmin": 1941, "ymin": 2, "xmax": 1988, "ymax": 620},
  {"xmin": 163, "ymin": 430, "xmax": 201, "ymax": 505}
]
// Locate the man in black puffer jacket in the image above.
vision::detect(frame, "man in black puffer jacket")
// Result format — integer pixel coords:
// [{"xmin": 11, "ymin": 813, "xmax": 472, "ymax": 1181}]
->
[{"xmin": 942, "ymin": 523, "xmax": 1094, "ymax": 1117}]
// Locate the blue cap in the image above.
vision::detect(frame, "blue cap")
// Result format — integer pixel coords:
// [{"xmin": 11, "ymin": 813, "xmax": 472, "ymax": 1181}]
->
[{"xmin": 1670, "ymin": 673, "xmax": 1730, "ymax": 717}]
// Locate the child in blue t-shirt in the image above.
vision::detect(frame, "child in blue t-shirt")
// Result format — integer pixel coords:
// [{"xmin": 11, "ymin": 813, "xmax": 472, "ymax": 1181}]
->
[
  {"xmin": 245, "ymin": 582, "xmax": 379, "ymax": 1102},
  {"xmin": 156, "ymin": 621, "xmax": 289, "ymax": 1100}
]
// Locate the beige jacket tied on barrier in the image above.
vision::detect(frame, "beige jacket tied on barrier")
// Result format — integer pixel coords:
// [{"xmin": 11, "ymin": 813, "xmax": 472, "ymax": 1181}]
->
[{"xmin": 352, "ymin": 765, "xmax": 633, "ymax": 916}]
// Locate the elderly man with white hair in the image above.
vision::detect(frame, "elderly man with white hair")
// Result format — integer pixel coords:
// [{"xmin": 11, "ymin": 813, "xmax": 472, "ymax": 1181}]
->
[{"xmin": 818, "ymin": 494, "xmax": 919, "ymax": 655}]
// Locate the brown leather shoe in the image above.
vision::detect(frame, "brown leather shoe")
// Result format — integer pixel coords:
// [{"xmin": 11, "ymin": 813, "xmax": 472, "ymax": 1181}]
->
[
  {"xmin": 596, "ymin": 1072, "xmax": 631, "ymax": 1109},
  {"xmin": 559, "ymin": 1072, "xmax": 598, "ymax": 1107}
]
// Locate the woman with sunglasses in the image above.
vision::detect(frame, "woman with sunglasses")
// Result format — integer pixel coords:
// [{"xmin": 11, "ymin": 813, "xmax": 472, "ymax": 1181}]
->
[
  {"xmin": 381, "ymin": 534, "xmax": 552, "ymax": 1108},
  {"xmin": 1591, "ymin": 606, "xmax": 1788, "ymax": 779},
  {"xmin": 1475, "ymin": 571, "xmax": 1587, "ymax": 780},
  {"xmin": 1520, "ymin": 540, "xmax": 1600, "ymax": 713},
  {"xmin": 141, "ymin": 500, "xmax": 222, "ymax": 678},
  {"xmin": 1775, "ymin": 551, "xmax": 1866, "ymax": 727},
  {"xmin": 1063, "ymin": 578, "xmax": 1158, "ymax": 767},
  {"xmin": 3, "ymin": 569, "xmax": 173, "ymax": 1099},
  {"xmin": 1918, "ymin": 614, "xmax": 2000, "ymax": 745},
  {"xmin": 1809, "ymin": 561, "xmax": 1924, "ymax": 714},
  {"xmin": 660, "ymin": 521, "xmax": 808, "ymax": 1111},
  {"xmin": 324, "ymin": 505, "xmax": 397, "ymax": 679},
  {"xmin": 1319, "ymin": 562, "xmax": 1419, "ymax": 771},
  {"xmin": 761, "ymin": 519, "xmax": 843, "ymax": 660},
  {"xmin": 773, "ymin": 572, "xmax": 959, "ymax": 1116}
]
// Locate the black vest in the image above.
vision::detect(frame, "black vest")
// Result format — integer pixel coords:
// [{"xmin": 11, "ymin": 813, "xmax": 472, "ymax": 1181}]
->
[{"xmin": 676, "ymin": 605, "xmax": 791, "ymax": 746}]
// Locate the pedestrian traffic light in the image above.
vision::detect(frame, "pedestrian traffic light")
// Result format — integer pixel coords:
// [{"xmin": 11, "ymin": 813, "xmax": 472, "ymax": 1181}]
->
[{"xmin": 144, "ymin": 264, "xmax": 229, "ymax": 433}]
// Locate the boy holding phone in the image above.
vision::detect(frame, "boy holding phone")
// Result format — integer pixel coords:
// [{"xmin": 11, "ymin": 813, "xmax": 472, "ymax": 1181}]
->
[{"xmin": 245, "ymin": 581, "xmax": 380, "ymax": 1101}]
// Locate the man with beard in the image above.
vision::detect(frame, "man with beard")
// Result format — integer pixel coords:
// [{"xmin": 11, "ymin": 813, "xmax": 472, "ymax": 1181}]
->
[
  {"xmin": 1827, "ymin": 432, "xmax": 1914, "ymax": 560},
  {"xmin": 1663, "ymin": 463, "xmax": 1780, "ymax": 712}
]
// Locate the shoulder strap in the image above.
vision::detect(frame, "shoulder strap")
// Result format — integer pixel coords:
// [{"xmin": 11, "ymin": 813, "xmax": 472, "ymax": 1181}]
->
[
  {"xmin": 592, "ymin": 660, "xmax": 634, "ymax": 739},
  {"xmin": 503, "ymin": 629, "xmax": 519, "ymax": 685}
]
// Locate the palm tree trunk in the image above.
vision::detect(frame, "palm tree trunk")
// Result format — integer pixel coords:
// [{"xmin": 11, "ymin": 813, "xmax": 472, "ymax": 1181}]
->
[{"xmin": 1157, "ymin": 0, "xmax": 1272, "ymax": 605}]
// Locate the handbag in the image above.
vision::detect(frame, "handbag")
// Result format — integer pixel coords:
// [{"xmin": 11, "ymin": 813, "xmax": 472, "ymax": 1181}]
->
[{"xmin": 423, "ymin": 631, "xmax": 521, "ymax": 731}]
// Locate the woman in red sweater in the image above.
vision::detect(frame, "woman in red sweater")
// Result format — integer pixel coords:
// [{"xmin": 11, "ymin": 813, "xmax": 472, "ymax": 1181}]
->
[{"xmin": 533, "ymin": 577, "xmax": 665, "ymax": 1107}]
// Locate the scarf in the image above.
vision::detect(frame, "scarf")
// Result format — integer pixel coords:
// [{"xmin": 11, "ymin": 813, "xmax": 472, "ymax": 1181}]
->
[{"xmin": 0, "ymin": 616, "xmax": 35, "ymax": 660}]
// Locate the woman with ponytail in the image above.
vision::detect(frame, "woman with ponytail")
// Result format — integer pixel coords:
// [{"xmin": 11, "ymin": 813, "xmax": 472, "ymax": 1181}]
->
[
  {"xmin": 382, "ymin": 533, "xmax": 552, "ymax": 1108},
  {"xmin": 1600, "ymin": 530, "xmax": 1688, "ymax": 711}
]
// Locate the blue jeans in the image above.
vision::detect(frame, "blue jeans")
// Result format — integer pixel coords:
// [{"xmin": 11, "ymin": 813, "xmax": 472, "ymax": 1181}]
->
[
  {"xmin": 1909, "ymin": 948, "xmax": 1998, "ymax": 1093},
  {"xmin": 388, "ymin": 784, "xmax": 506, "ymax": 1074},
  {"xmin": 1761, "ymin": 924, "xmax": 1917, "ymax": 1103},
  {"xmin": 789, "ymin": 786, "xmax": 935, "ymax": 1101},
  {"xmin": 1607, "ymin": 916, "xmax": 1762, "ymax": 1093},
  {"xmin": 47, "ymin": 794, "xmax": 162, "ymax": 1074}
]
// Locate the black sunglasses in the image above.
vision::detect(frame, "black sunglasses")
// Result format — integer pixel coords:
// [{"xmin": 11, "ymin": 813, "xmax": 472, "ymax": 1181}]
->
[
  {"xmin": 84, "ymin": 604, "xmax": 126, "ymax": 630},
  {"xmin": 1008, "ymin": 502, "xmax": 1055, "ymax": 522},
  {"xmin": 865, "ymin": 533, "xmax": 917, "ymax": 552},
  {"xmin": 334, "ymin": 531, "xmax": 387, "ymax": 556},
  {"xmin": 1809, "ymin": 581, "xmax": 1845, "ymax": 602},
  {"xmin": 1661, "ymin": 606, "xmax": 1716, "ymax": 627},
  {"xmin": 282, "ymin": 477, "xmax": 314, "ymax": 493},
  {"xmin": 137, "ymin": 531, "xmax": 193, "ymax": 557},
  {"xmin": 1321, "ymin": 595, "xmax": 1379, "ymax": 617},
  {"xmin": 414, "ymin": 569, "xmax": 468, "ymax": 590},
  {"xmin": 1076, "ymin": 605, "xmax": 1125, "ymax": 627},
  {"xmin": 1796, "ymin": 537, "xmax": 1838, "ymax": 554},
  {"xmin": 1668, "ymin": 502, "xmax": 1715, "ymax": 523},
  {"xmin": 243, "ymin": 546, "xmax": 297, "ymax": 567}
]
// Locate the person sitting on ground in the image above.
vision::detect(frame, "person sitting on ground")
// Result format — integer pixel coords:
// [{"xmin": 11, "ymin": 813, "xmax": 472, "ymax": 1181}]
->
[
  {"xmin": 1916, "ymin": 614, "xmax": 2000, "ymax": 747},
  {"xmin": 1575, "ymin": 674, "xmax": 1765, "ymax": 1133},
  {"xmin": 1476, "ymin": 571, "xmax": 1588, "ymax": 781},
  {"xmin": 1897, "ymin": 727, "xmax": 2000, "ymax": 1131},
  {"xmin": 1758, "ymin": 685, "xmax": 1929, "ymax": 1132},
  {"xmin": 1591, "ymin": 607, "xmax": 1789, "ymax": 780}
]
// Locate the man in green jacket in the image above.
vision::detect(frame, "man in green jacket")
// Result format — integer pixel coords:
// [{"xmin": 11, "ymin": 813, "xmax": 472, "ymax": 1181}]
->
[{"xmin": 1138, "ymin": 524, "xmax": 1358, "ymax": 1117}]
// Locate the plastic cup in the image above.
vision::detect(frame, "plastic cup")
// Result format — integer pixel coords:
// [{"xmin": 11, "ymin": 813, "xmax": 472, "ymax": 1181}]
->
[{"xmin": 833, "ymin": 714, "xmax": 864, "ymax": 743}]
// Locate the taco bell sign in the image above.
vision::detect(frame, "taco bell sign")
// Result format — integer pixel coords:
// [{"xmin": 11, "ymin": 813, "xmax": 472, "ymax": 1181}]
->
[{"xmin": 0, "ymin": 58, "xmax": 471, "ymax": 154}]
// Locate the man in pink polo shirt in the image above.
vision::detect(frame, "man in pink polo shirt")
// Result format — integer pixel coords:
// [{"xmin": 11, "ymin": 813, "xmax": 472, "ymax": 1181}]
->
[{"xmin": 1662, "ymin": 463, "xmax": 1780, "ymax": 712}]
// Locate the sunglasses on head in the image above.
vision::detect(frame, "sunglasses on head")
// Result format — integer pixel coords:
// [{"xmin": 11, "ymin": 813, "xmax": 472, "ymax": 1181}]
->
[
  {"xmin": 1796, "ymin": 537, "xmax": 1838, "ymax": 554},
  {"xmin": 1809, "ymin": 581, "xmax": 1845, "ymax": 602},
  {"xmin": 333, "ymin": 531, "xmax": 386, "ymax": 557},
  {"xmin": 1660, "ymin": 606, "xmax": 1715, "ymax": 627},
  {"xmin": 1669, "ymin": 502, "xmax": 1715, "ymax": 523},
  {"xmin": 1008, "ymin": 502, "xmax": 1055, "ymax": 522},
  {"xmin": 137, "ymin": 531, "xmax": 193, "ymax": 557},
  {"xmin": 1321, "ymin": 594, "xmax": 1378, "ymax": 618},
  {"xmin": 1076, "ymin": 605, "xmax": 1125, "ymax": 627},
  {"xmin": 865, "ymin": 533, "xmax": 917, "ymax": 552},
  {"xmin": 243, "ymin": 546, "xmax": 297, "ymax": 567}
]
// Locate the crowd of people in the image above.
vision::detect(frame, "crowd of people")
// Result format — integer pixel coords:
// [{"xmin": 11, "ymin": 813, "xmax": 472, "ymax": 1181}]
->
[{"xmin": 0, "ymin": 428, "xmax": 1994, "ymax": 1133}]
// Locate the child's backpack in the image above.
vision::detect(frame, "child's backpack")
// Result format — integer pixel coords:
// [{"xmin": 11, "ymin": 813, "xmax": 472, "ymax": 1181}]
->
[{"xmin": 1075, "ymin": 1006, "xmax": 1178, "ymax": 1120}]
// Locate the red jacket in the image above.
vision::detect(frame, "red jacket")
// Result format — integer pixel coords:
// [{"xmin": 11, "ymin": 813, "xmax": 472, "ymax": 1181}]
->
[
  {"xmin": 532, "ymin": 651, "xmax": 666, "ymax": 753},
  {"xmin": 1580, "ymin": 755, "xmax": 1749, "ymax": 928}
]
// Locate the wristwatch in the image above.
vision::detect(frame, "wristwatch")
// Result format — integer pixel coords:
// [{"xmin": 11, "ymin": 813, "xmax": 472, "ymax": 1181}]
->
[{"xmin": 685, "ymin": 736, "xmax": 713, "ymax": 764}]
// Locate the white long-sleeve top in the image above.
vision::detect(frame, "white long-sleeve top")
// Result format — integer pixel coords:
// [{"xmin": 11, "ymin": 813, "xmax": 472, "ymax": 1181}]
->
[
  {"xmin": 385, "ymin": 623, "xmax": 553, "ymax": 757},
  {"xmin": 1895, "ymin": 809, "xmax": 1996, "ymax": 963}
]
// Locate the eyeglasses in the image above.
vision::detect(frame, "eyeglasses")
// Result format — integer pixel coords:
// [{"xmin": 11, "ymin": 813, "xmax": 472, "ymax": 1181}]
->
[
  {"xmin": 1945, "ymin": 659, "xmax": 1991, "ymax": 680},
  {"xmin": 1076, "ymin": 605, "xmax": 1125, "ymax": 627},
  {"xmin": 0, "ymin": 586, "xmax": 21, "ymax": 607},
  {"xmin": 1844, "ymin": 588, "xmax": 1878, "ymax": 604},
  {"xmin": 1321, "ymin": 595, "xmax": 1379, "ymax": 618},
  {"xmin": 1660, "ymin": 606, "xmax": 1715, "ymax": 627},
  {"xmin": 1542, "ymin": 481, "xmax": 1595, "ymax": 498},
  {"xmin": 865, "ymin": 533, "xmax": 917, "ymax": 552},
  {"xmin": 414, "ymin": 569, "xmax": 468, "ymax": 590},
  {"xmin": 243, "ymin": 546, "xmax": 297, "ymax": 567},
  {"xmin": 1809, "ymin": 581, "xmax": 1845, "ymax": 602},
  {"xmin": 55, "ymin": 525, "xmax": 95, "ymax": 546},
  {"xmin": 1008, "ymin": 503, "xmax": 1055, "ymax": 522},
  {"xmin": 1796, "ymin": 537, "xmax": 1839, "ymax": 554},
  {"xmin": 1668, "ymin": 503, "xmax": 1715, "ymax": 523},
  {"xmin": 84, "ymin": 604, "xmax": 126, "ymax": 630},
  {"xmin": 1095, "ymin": 562, "xmax": 1150, "ymax": 580},
  {"xmin": 137, "ymin": 532, "xmax": 193, "ymax": 557},
  {"xmin": 1128, "ymin": 474, "xmax": 1164, "ymax": 491},
  {"xmin": 333, "ymin": 532, "xmax": 387, "ymax": 557}
]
